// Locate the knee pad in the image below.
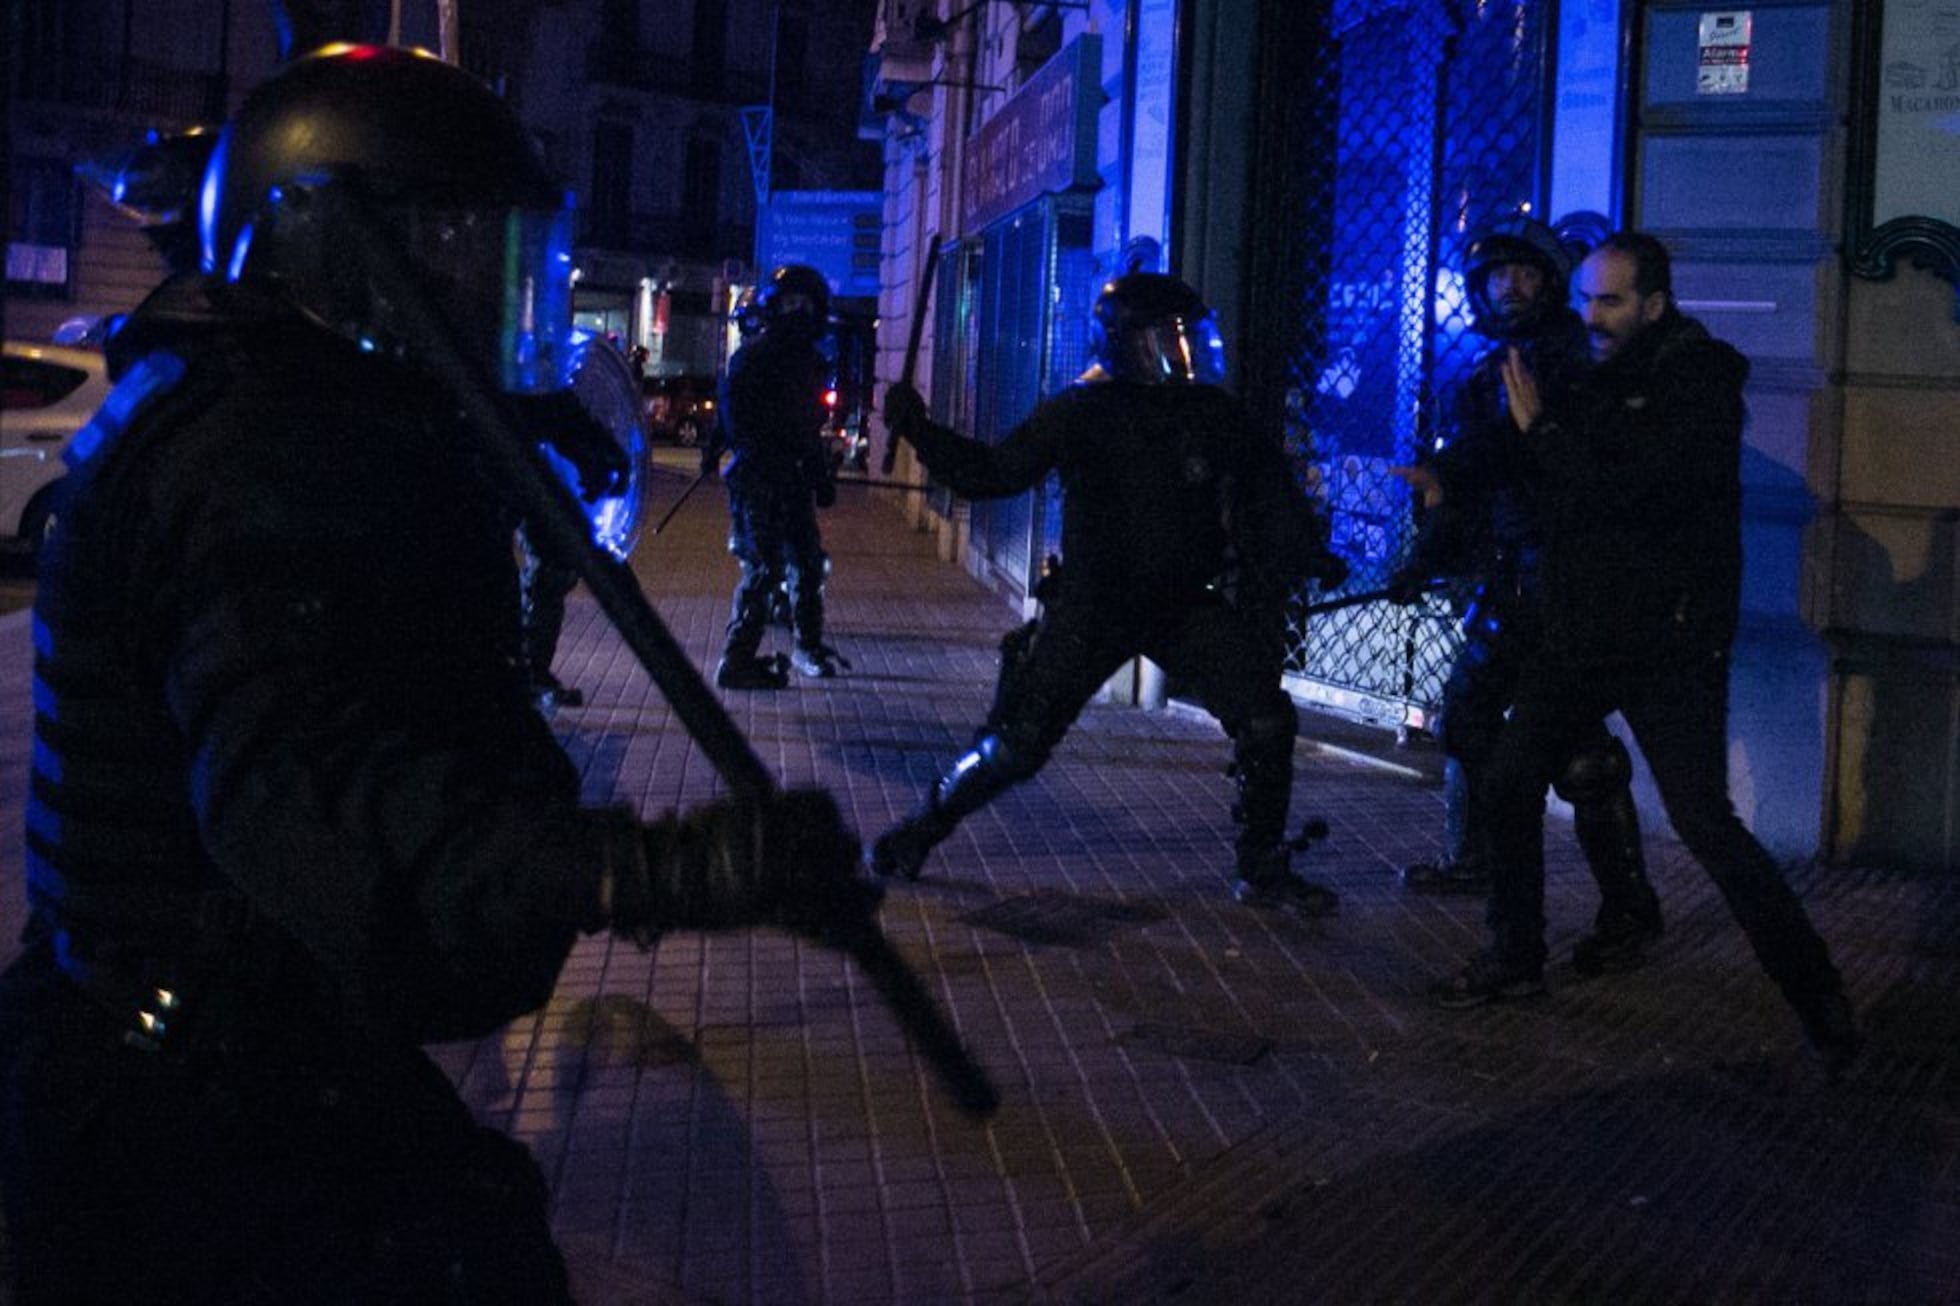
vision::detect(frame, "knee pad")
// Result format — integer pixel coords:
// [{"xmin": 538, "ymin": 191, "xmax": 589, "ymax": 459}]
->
[
  {"xmin": 736, "ymin": 554, "xmax": 781, "ymax": 588},
  {"xmin": 1554, "ymin": 735, "xmax": 1633, "ymax": 804},
  {"xmin": 936, "ymin": 731, "xmax": 1045, "ymax": 818},
  {"xmin": 971, "ymin": 729, "xmax": 1046, "ymax": 784},
  {"xmin": 1236, "ymin": 702, "xmax": 1297, "ymax": 757},
  {"xmin": 1440, "ymin": 712, "xmax": 1500, "ymax": 766}
]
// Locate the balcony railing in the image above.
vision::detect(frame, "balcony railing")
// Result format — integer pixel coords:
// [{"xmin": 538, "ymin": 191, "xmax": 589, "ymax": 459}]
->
[
  {"xmin": 584, "ymin": 47, "xmax": 769, "ymax": 105},
  {"xmin": 13, "ymin": 53, "xmax": 227, "ymax": 124},
  {"xmin": 581, "ymin": 211, "xmax": 753, "ymax": 264}
]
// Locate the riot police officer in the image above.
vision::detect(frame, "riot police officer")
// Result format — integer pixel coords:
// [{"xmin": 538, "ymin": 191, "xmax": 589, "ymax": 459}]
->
[
  {"xmin": 714, "ymin": 264, "xmax": 844, "ymax": 688},
  {"xmin": 1391, "ymin": 215, "xmax": 1663, "ymax": 975},
  {"xmin": 0, "ymin": 48, "xmax": 868, "ymax": 1303},
  {"xmin": 877, "ymin": 274, "xmax": 1347, "ymax": 913},
  {"xmin": 518, "ymin": 342, "xmax": 638, "ymax": 712}
]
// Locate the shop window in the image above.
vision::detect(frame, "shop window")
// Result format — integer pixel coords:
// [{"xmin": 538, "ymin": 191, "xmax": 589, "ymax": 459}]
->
[
  {"xmin": 682, "ymin": 135, "xmax": 722, "ymax": 255},
  {"xmin": 778, "ymin": 12, "xmax": 809, "ymax": 98},
  {"xmin": 692, "ymin": 0, "xmax": 728, "ymax": 96},
  {"xmin": 1016, "ymin": 11, "xmax": 1062, "ymax": 83},
  {"xmin": 591, "ymin": 121, "xmax": 634, "ymax": 245},
  {"xmin": 601, "ymin": 0, "xmax": 640, "ymax": 43},
  {"xmin": 6, "ymin": 158, "xmax": 77, "ymax": 301}
]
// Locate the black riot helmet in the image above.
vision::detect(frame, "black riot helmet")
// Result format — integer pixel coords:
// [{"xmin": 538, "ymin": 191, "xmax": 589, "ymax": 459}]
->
[
  {"xmin": 731, "ymin": 285, "xmax": 764, "ymax": 340},
  {"xmin": 199, "ymin": 45, "xmax": 578, "ymax": 393},
  {"xmin": 1087, "ymin": 273, "xmax": 1226, "ymax": 386},
  {"xmin": 1463, "ymin": 214, "xmax": 1573, "ymax": 341},
  {"xmin": 756, "ymin": 264, "xmax": 830, "ymax": 337},
  {"xmin": 81, "ymin": 127, "xmax": 221, "ymax": 275}
]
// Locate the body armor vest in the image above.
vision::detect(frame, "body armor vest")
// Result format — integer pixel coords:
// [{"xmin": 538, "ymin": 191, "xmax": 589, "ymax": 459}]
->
[{"xmin": 27, "ymin": 349, "xmax": 232, "ymax": 974}]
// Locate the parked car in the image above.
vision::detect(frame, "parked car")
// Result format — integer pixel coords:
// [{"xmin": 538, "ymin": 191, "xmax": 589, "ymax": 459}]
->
[
  {"xmin": 0, "ymin": 341, "xmax": 111, "ymax": 558},
  {"xmin": 822, "ymin": 380, "xmax": 870, "ymax": 472},
  {"xmin": 642, "ymin": 374, "xmax": 718, "ymax": 446}
]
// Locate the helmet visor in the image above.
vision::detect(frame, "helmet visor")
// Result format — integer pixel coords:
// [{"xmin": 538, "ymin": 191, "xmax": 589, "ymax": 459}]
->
[
  {"xmin": 1109, "ymin": 313, "xmax": 1227, "ymax": 386},
  {"xmin": 397, "ymin": 196, "xmax": 577, "ymax": 394},
  {"xmin": 564, "ymin": 331, "xmax": 649, "ymax": 560},
  {"xmin": 500, "ymin": 202, "xmax": 576, "ymax": 393}
]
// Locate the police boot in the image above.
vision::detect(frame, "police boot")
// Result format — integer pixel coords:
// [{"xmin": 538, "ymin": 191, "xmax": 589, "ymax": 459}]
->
[
  {"xmin": 1792, "ymin": 985, "xmax": 1863, "ymax": 1079},
  {"xmin": 1404, "ymin": 759, "xmax": 1491, "ymax": 893},
  {"xmin": 1402, "ymin": 852, "xmax": 1493, "ymax": 895},
  {"xmin": 1232, "ymin": 847, "xmax": 1339, "ymax": 917},
  {"xmin": 715, "ymin": 651, "xmax": 790, "ymax": 691},
  {"xmin": 868, "ymin": 809, "xmax": 953, "ymax": 881},
  {"xmin": 791, "ymin": 643, "xmax": 850, "ymax": 679},
  {"xmin": 1571, "ymin": 789, "xmax": 1663, "ymax": 977},
  {"xmin": 529, "ymin": 667, "xmax": 585, "ymax": 711},
  {"xmin": 870, "ymin": 735, "xmax": 1029, "ymax": 880},
  {"xmin": 1228, "ymin": 715, "xmax": 1336, "ymax": 915}
]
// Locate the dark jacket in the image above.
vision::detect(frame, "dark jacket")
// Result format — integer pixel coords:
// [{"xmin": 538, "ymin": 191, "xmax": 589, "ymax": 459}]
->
[
  {"xmin": 1519, "ymin": 311, "xmax": 1750, "ymax": 664},
  {"xmin": 1411, "ymin": 308, "xmax": 1591, "ymax": 583},
  {"xmin": 718, "ymin": 329, "xmax": 831, "ymax": 489},
  {"xmin": 905, "ymin": 380, "xmax": 1337, "ymax": 612},
  {"xmin": 26, "ymin": 280, "xmax": 606, "ymax": 1047}
]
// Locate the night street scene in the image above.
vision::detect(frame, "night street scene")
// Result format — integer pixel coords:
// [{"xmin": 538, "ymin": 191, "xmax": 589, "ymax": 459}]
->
[{"xmin": 2, "ymin": 0, "xmax": 1956, "ymax": 1302}]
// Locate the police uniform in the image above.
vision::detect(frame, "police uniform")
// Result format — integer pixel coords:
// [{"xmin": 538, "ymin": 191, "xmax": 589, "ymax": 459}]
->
[
  {"xmin": 873, "ymin": 275, "xmax": 1344, "ymax": 913},
  {"xmin": 1396, "ymin": 220, "xmax": 1661, "ymax": 972},
  {"xmin": 0, "ymin": 48, "xmax": 865, "ymax": 1302},
  {"xmin": 715, "ymin": 265, "xmax": 840, "ymax": 688}
]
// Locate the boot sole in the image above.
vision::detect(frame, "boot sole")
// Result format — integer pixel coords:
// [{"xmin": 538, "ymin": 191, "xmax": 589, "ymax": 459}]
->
[
  {"xmin": 1571, "ymin": 927, "xmax": 1663, "ymax": 979},
  {"xmin": 1570, "ymin": 944, "xmax": 1652, "ymax": 979},
  {"xmin": 1232, "ymin": 881, "xmax": 1339, "ymax": 917},
  {"xmin": 868, "ymin": 840, "xmax": 930, "ymax": 881},
  {"xmin": 1402, "ymin": 877, "xmax": 1492, "ymax": 897},
  {"xmin": 1429, "ymin": 975, "xmax": 1546, "ymax": 1010}
]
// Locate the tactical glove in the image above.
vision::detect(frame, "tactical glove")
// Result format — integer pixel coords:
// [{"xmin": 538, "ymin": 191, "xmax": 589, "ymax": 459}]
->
[
  {"xmin": 607, "ymin": 789, "xmax": 877, "ymax": 946},
  {"xmin": 515, "ymin": 391, "xmax": 632, "ymax": 501},
  {"xmin": 1384, "ymin": 566, "xmax": 1430, "ymax": 606},
  {"xmin": 572, "ymin": 439, "xmax": 632, "ymax": 502},
  {"xmin": 813, "ymin": 475, "xmax": 838, "ymax": 509},
  {"xmin": 883, "ymin": 382, "xmax": 928, "ymax": 441}
]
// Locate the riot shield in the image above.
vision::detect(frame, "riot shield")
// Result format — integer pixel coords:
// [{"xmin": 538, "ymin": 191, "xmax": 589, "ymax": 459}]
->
[{"xmin": 550, "ymin": 331, "xmax": 649, "ymax": 561}]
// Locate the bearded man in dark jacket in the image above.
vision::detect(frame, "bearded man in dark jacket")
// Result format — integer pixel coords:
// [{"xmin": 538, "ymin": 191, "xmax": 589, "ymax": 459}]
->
[
  {"xmin": 0, "ymin": 49, "xmax": 868, "ymax": 1303},
  {"xmin": 1390, "ymin": 217, "xmax": 1661, "ymax": 977},
  {"xmin": 1427, "ymin": 232, "xmax": 1859, "ymax": 1075},
  {"xmin": 875, "ymin": 274, "xmax": 1348, "ymax": 914}
]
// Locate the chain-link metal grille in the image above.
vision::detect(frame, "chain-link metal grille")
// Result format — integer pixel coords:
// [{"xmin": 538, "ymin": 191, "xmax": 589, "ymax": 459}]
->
[{"xmin": 1244, "ymin": 0, "xmax": 1550, "ymax": 734}]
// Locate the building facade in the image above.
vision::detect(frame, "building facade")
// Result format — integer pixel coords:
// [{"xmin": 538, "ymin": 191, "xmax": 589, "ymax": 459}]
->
[
  {"xmin": 5, "ymin": 0, "xmax": 882, "ymax": 386},
  {"xmin": 515, "ymin": 0, "xmax": 882, "ymax": 381},
  {"xmin": 863, "ymin": 0, "xmax": 1958, "ymax": 873},
  {"xmin": 5, "ymin": 0, "xmax": 278, "ymax": 343}
]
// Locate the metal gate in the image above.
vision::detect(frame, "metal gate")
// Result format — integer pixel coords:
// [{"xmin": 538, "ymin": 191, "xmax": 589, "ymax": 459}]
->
[
  {"xmin": 1243, "ymin": 0, "xmax": 1553, "ymax": 735},
  {"xmin": 934, "ymin": 194, "xmax": 1097, "ymax": 605}
]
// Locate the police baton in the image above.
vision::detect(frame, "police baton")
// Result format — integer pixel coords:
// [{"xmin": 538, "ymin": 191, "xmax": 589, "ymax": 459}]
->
[
  {"xmin": 881, "ymin": 233, "xmax": 941, "ymax": 475},
  {"xmin": 333, "ymin": 184, "xmax": 1000, "ymax": 1119},
  {"xmin": 833, "ymin": 474, "xmax": 935, "ymax": 493},
  {"xmin": 649, "ymin": 466, "xmax": 714, "ymax": 537},
  {"xmin": 1298, "ymin": 578, "xmax": 1450, "ymax": 617}
]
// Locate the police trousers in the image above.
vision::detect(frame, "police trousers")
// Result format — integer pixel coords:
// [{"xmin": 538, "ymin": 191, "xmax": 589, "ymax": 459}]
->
[
  {"xmin": 0, "ymin": 944, "xmax": 572, "ymax": 1305},
  {"xmin": 1478, "ymin": 648, "xmax": 1840, "ymax": 1005}
]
